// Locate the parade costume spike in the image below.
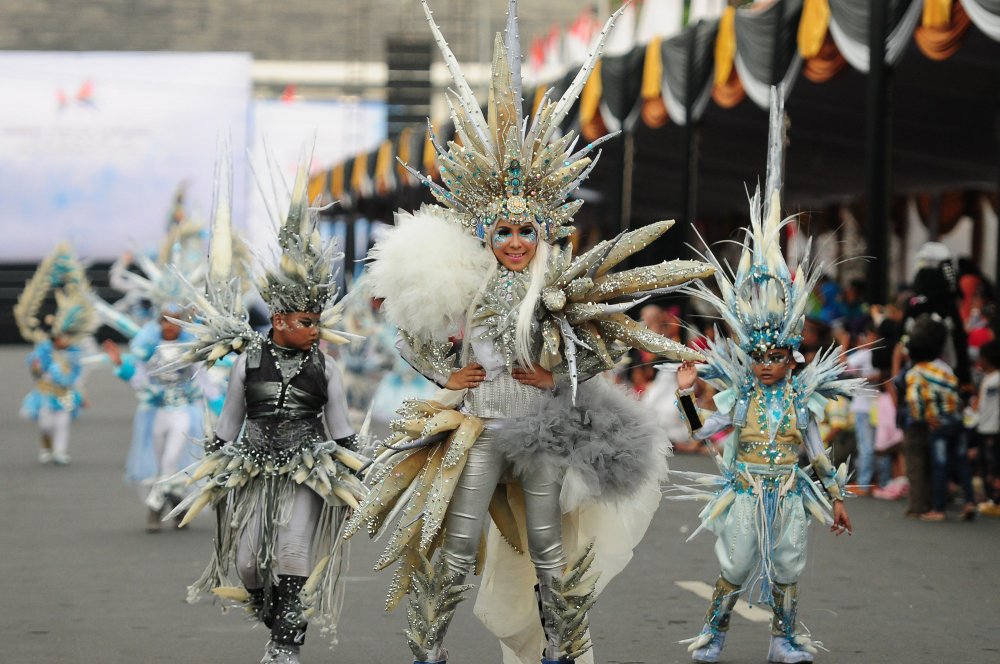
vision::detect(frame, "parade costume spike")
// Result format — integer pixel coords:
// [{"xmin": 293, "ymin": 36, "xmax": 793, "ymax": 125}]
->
[{"xmin": 414, "ymin": 0, "xmax": 631, "ymax": 243}]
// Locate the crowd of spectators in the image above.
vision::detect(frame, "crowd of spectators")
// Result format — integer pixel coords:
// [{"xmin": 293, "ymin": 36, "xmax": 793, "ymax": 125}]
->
[{"xmin": 624, "ymin": 241, "xmax": 1000, "ymax": 521}]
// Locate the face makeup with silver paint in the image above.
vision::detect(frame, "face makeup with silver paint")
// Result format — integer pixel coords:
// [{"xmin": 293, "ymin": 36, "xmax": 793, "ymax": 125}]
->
[{"xmin": 491, "ymin": 220, "xmax": 537, "ymax": 272}]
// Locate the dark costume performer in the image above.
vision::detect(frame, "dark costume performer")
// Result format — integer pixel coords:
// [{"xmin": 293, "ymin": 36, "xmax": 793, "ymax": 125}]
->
[{"xmin": 160, "ymin": 150, "xmax": 369, "ymax": 663}]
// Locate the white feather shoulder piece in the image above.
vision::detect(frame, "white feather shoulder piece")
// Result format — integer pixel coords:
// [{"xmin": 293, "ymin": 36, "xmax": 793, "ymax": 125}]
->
[{"xmin": 366, "ymin": 205, "xmax": 494, "ymax": 340}]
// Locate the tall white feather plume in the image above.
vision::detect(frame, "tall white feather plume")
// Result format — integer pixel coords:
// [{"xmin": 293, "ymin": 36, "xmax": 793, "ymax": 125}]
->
[
  {"xmin": 366, "ymin": 206, "xmax": 494, "ymax": 340},
  {"xmin": 209, "ymin": 138, "xmax": 233, "ymax": 284}
]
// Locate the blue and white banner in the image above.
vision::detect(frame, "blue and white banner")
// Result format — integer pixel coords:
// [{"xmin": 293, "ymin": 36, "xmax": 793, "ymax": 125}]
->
[
  {"xmin": 0, "ymin": 52, "xmax": 252, "ymax": 261},
  {"xmin": 247, "ymin": 98, "xmax": 386, "ymax": 254}
]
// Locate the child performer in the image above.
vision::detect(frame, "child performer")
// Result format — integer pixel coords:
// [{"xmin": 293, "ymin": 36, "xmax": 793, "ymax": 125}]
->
[
  {"xmin": 15, "ymin": 243, "xmax": 99, "ymax": 465},
  {"xmin": 101, "ymin": 303, "xmax": 211, "ymax": 532},
  {"xmin": 670, "ymin": 88, "xmax": 861, "ymax": 664},
  {"xmin": 159, "ymin": 149, "xmax": 369, "ymax": 663}
]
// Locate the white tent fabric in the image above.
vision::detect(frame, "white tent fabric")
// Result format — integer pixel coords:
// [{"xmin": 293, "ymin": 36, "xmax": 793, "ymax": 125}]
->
[
  {"xmin": 637, "ymin": 0, "xmax": 685, "ymax": 42},
  {"xmin": 731, "ymin": 0, "xmax": 804, "ymax": 108},
  {"xmin": 828, "ymin": 0, "xmax": 924, "ymax": 72},
  {"xmin": 661, "ymin": 19, "xmax": 718, "ymax": 125},
  {"xmin": 963, "ymin": 0, "xmax": 1000, "ymax": 41},
  {"xmin": 735, "ymin": 52, "xmax": 802, "ymax": 108},
  {"xmin": 689, "ymin": 0, "xmax": 728, "ymax": 23}
]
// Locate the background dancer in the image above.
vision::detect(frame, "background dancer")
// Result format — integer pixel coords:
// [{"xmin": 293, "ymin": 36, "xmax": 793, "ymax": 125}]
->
[{"xmin": 15, "ymin": 243, "xmax": 99, "ymax": 466}]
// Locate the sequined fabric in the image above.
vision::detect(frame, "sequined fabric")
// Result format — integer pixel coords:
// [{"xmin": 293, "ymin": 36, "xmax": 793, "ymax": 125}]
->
[
  {"xmin": 463, "ymin": 370, "xmax": 542, "ymax": 419},
  {"xmin": 471, "ymin": 266, "xmax": 533, "ymax": 371},
  {"xmin": 737, "ymin": 385, "xmax": 804, "ymax": 467},
  {"xmin": 242, "ymin": 418, "xmax": 324, "ymax": 467}
]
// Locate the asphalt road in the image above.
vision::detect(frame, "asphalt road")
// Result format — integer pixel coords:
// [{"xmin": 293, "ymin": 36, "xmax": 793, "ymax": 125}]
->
[{"xmin": 2, "ymin": 347, "xmax": 997, "ymax": 664}]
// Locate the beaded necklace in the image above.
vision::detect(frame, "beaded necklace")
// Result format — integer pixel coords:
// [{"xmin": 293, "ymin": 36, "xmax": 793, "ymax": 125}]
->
[
  {"xmin": 496, "ymin": 265, "xmax": 524, "ymax": 303},
  {"xmin": 754, "ymin": 381, "xmax": 794, "ymax": 439},
  {"xmin": 268, "ymin": 338, "xmax": 311, "ymax": 383}
]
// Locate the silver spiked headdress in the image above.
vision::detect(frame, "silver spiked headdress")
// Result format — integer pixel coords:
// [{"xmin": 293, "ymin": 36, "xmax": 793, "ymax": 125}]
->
[
  {"xmin": 402, "ymin": 0, "xmax": 628, "ymax": 243},
  {"xmin": 159, "ymin": 142, "xmax": 359, "ymax": 369},
  {"xmin": 687, "ymin": 86, "xmax": 822, "ymax": 355},
  {"xmin": 256, "ymin": 152, "xmax": 344, "ymax": 315}
]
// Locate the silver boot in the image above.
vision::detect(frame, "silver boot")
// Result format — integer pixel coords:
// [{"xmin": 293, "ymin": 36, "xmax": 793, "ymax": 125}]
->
[{"xmin": 260, "ymin": 640, "xmax": 301, "ymax": 664}]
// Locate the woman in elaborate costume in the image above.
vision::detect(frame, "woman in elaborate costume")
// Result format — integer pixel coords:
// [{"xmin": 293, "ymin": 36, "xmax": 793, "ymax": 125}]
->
[
  {"xmin": 670, "ymin": 90, "xmax": 861, "ymax": 664},
  {"xmin": 347, "ymin": 3, "xmax": 715, "ymax": 663},
  {"xmin": 159, "ymin": 151, "xmax": 369, "ymax": 663},
  {"xmin": 15, "ymin": 243, "xmax": 99, "ymax": 465}
]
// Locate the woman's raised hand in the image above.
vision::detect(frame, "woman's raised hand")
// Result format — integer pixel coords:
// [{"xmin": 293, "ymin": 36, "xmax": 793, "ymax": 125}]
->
[
  {"xmin": 677, "ymin": 360, "xmax": 699, "ymax": 391},
  {"xmin": 512, "ymin": 363, "xmax": 555, "ymax": 390},
  {"xmin": 445, "ymin": 363, "xmax": 486, "ymax": 390}
]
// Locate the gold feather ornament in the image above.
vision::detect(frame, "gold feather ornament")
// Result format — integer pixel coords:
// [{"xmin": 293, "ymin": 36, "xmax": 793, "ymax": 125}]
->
[{"xmin": 14, "ymin": 242, "xmax": 97, "ymax": 344}]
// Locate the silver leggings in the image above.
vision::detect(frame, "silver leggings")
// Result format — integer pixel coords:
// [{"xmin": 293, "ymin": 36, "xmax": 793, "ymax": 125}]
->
[
  {"xmin": 441, "ymin": 423, "xmax": 565, "ymax": 578},
  {"xmin": 235, "ymin": 484, "xmax": 321, "ymax": 587}
]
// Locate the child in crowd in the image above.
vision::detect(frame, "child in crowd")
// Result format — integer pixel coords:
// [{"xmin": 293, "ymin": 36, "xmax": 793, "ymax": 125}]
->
[
  {"xmin": 974, "ymin": 341, "xmax": 1000, "ymax": 516},
  {"xmin": 904, "ymin": 315, "xmax": 976, "ymax": 521},
  {"xmin": 845, "ymin": 318, "xmax": 884, "ymax": 493}
]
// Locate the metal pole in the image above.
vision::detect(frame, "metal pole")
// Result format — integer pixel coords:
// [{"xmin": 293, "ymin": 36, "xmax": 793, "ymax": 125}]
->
[
  {"xmin": 994, "ymin": 115, "xmax": 1000, "ymax": 334},
  {"xmin": 621, "ymin": 130, "xmax": 635, "ymax": 234},
  {"xmin": 677, "ymin": 22, "xmax": 701, "ymax": 340},
  {"xmin": 865, "ymin": 0, "xmax": 891, "ymax": 305},
  {"xmin": 680, "ymin": 23, "xmax": 699, "ymax": 243}
]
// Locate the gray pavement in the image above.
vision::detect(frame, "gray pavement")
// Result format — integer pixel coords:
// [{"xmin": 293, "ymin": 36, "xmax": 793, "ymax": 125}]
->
[{"xmin": 1, "ymin": 347, "xmax": 998, "ymax": 664}]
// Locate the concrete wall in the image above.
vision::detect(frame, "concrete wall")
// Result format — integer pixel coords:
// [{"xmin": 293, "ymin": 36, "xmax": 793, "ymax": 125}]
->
[{"xmin": 0, "ymin": 0, "xmax": 589, "ymax": 64}]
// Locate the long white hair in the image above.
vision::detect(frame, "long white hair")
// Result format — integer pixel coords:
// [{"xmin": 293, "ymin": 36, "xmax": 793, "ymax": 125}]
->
[
  {"xmin": 513, "ymin": 239, "xmax": 550, "ymax": 368},
  {"xmin": 462, "ymin": 228, "xmax": 550, "ymax": 369}
]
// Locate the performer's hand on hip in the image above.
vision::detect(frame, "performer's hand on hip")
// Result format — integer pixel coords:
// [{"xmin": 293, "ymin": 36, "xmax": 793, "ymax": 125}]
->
[
  {"xmin": 445, "ymin": 363, "xmax": 486, "ymax": 390},
  {"xmin": 512, "ymin": 363, "xmax": 555, "ymax": 389}
]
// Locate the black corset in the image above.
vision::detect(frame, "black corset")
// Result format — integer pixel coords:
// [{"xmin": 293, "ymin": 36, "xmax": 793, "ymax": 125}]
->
[{"xmin": 244, "ymin": 345, "xmax": 327, "ymax": 421}]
